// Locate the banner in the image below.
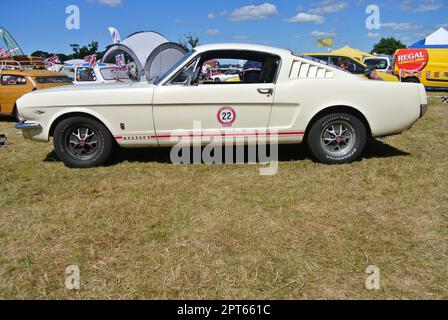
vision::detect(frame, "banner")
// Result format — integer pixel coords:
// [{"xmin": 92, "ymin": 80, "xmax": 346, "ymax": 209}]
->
[
  {"xmin": 395, "ymin": 49, "xmax": 429, "ymax": 73},
  {"xmin": 317, "ymin": 38, "xmax": 334, "ymax": 48}
]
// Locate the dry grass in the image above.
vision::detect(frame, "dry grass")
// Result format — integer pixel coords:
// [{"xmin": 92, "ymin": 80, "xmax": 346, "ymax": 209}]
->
[{"xmin": 0, "ymin": 93, "xmax": 447, "ymax": 299}]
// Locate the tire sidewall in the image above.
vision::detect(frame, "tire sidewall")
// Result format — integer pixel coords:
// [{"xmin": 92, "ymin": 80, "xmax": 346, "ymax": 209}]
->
[
  {"xmin": 54, "ymin": 117, "xmax": 112, "ymax": 168},
  {"xmin": 307, "ymin": 113, "xmax": 366, "ymax": 164}
]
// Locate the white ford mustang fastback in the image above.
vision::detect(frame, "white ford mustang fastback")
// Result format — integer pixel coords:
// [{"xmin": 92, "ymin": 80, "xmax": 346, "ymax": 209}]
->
[{"xmin": 16, "ymin": 44, "xmax": 428, "ymax": 168}]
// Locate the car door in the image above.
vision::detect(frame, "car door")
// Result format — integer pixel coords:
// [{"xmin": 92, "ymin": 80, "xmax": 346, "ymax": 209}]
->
[
  {"xmin": 152, "ymin": 52, "xmax": 277, "ymax": 145},
  {"xmin": 0, "ymin": 74, "xmax": 33, "ymax": 114}
]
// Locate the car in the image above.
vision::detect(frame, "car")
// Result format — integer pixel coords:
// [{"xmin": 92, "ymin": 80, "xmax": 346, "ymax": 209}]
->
[
  {"xmin": 15, "ymin": 43, "xmax": 428, "ymax": 168},
  {"xmin": 61, "ymin": 62, "xmax": 131, "ymax": 85},
  {"xmin": 0, "ymin": 62, "xmax": 73, "ymax": 121},
  {"xmin": 393, "ymin": 48, "xmax": 448, "ymax": 90},
  {"xmin": 210, "ymin": 69, "xmax": 241, "ymax": 82},
  {"xmin": 363, "ymin": 55, "xmax": 392, "ymax": 73},
  {"xmin": 304, "ymin": 52, "xmax": 398, "ymax": 82}
]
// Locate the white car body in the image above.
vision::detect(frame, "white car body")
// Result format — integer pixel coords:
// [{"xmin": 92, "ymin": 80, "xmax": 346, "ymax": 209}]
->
[
  {"xmin": 16, "ymin": 43, "xmax": 427, "ymax": 165},
  {"xmin": 61, "ymin": 63, "xmax": 131, "ymax": 85}
]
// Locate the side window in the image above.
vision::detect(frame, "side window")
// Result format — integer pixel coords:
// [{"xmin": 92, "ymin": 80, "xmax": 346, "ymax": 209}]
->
[
  {"xmin": 76, "ymin": 67, "xmax": 96, "ymax": 82},
  {"xmin": 1, "ymin": 75, "xmax": 27, "ymax": 85},
  {"xmin": 197, "ymin": 51, "xmax": 280, "ymax": 85}
]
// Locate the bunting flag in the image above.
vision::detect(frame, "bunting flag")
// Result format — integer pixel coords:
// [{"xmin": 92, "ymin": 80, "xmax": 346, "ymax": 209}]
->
[
  {"xmin": 0, "ymin": 47, "xmax": 12, "ymax": 57},
  {"xmin": 85, "ymin": 54, "xmax": 97, "ymax": 68},
  {"xmin": 113, "ymin": 55, "xmax": 129, "ymax": 80},
  {"xmin": 317, "ymin": 38, "xmax": 334, "ymax": 48}
]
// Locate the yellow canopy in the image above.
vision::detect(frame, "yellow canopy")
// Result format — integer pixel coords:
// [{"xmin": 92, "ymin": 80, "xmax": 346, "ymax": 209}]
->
[{"xmin": 332, "ymin": 46, "xmax": 374, "ymax": 63}]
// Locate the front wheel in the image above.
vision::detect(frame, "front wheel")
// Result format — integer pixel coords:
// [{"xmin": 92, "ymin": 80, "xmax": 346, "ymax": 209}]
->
[
  {"xmin": 53, "ymin": 117, "xmax": 113, "ymax": 168},
  {"xmin": 307, "ymin": 113, "xmax": 366, "ymax": 164}
]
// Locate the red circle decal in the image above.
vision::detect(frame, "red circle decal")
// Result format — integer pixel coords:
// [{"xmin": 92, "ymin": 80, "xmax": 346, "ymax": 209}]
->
[{"xmin": 217, "ymin": 106, "xmax": 236, "ymax": 127}]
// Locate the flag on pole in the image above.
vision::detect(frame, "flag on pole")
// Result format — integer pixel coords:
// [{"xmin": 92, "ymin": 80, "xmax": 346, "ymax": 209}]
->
[
  {"xmin": 108, "ymin": 27, "xmax": 121, "ymax": 44},
  {"xmin": 317, "ymin": 38, "xmax": 334, "ymax": 48}
]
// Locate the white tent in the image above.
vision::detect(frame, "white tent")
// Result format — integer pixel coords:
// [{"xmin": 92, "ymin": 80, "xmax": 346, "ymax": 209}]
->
[
  {"xmin": 410, "ymin": 27, "xmax": 448, "ymax": 48},
  {"xmin": 102, "ymin": 31, "xmax": 186, "ymax": 82}
]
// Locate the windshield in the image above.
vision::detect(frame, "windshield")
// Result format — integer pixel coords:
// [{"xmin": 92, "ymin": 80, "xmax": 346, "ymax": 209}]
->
[
  {"xmin": 100, "ymin": 67, "xmax": 130, "ymax": 80},
  {"xmin": 153, "ymin": 50, "xmax": 196, "ymax": 85}
]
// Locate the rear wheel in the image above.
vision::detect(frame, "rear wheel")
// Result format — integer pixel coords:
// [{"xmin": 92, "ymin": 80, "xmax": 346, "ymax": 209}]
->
[
  {"xmin": 402, "ymin": 76, "xmax": 419, "ymax": 83},
  {"xmin": 307, "ymin": 113, "xmax": 366, "ymax": 164},
  {"xmin": 53, "ymin": 117, "xmax": 113, "ymax": 168}
]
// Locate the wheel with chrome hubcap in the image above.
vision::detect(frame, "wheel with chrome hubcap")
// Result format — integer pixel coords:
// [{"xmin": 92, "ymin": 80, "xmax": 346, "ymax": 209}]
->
[
  {"xmin": 307, "ymin": 113, "xmax": 366, "ymax": 164},
  {"xmin": 53, "ymin": 117, "xmax": 113, "ymax": 168}
]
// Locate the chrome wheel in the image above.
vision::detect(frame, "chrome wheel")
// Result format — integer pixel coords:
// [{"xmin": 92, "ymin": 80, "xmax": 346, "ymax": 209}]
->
[
  {"xmin": 66, "ymin": 127, "xmax": 100, "ymax": 159},
  {"xmin": 320, "ymin": 121, "xmax": 356, "ymax": 156}
]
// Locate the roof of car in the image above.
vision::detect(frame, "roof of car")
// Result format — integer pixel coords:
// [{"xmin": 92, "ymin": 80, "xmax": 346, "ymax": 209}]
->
[{"xmin": 193, "ymin": 43, "xmax": 292, "ymax": 56}]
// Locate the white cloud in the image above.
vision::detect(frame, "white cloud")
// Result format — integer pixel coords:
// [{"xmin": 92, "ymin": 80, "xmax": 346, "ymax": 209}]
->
[
  {"xmin": 311, "ymin": 31, "xmax": 336, "ymax": 37},
  {"xmin": 367, "ymin": 32, "xmax": 380, "ymax": 39},
  {"xmin": 436, "ymin": 23, "xmax": 448, "ymax": 29},
  {"xmin": 230, "ymin": 3, "xmax": 279, "ymax": 21},
  {"xmin": 381, "ymin": 22, "xmax": 423, "ymax": 31},
  {"xmin": 96, "ymin": 0, "xmax": 122, "ymax": 6},
  {"xmin": 309, "ymin": 2, "xmax": 349, "ymax": 14},
  {"xmin": 415, "ymin": 2, "xmax": 443, "ymax": 12},
  {"xmin": 285, "ymin": 13, "xmax": 325, "ymax": 24},
  {"xmin": 233, "ymin": 35, "xmax": 248, "ymax": 40},
  {"xmin": 206, "ymin": 29, "xmax": 219, "ymax": 36},
  {"xmin": 208, "ymin": 13, "xmax": 216, "ymax": 20}
]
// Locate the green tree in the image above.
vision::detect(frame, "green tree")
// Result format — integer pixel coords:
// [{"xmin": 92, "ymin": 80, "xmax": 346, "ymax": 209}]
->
[
  {"xmin": 371, "ymin": 37, "xmax": 406, "ymax": 55},
  {"xmin": 31, "ymin": 51, "xmax": 50, "ymax": 58},
  {"xmin": 70, "ymin": 41, "xmax": 104, "ymax": 59},
  {"xmin": 179, "ymin": 33, "xmax": 200, "ymax": 52}
]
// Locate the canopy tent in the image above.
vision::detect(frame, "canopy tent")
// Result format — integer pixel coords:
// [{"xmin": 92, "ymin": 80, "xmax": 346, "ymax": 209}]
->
[
  {"xmin": 102, "ymin": 31, "xmax": 186, "ymax": 82},
  {"xmin": 331, "ymin": 45, "xmax": 374, "ymax": 62},
  {"xmin": 410, "ymin": 27, "xmax": 448, "ymax": 48}
]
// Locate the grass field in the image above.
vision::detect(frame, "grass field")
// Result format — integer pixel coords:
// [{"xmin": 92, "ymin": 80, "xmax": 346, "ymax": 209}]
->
[{"xmin": 0, "ymin": 93, "xmax": 447, "ymax": 299}]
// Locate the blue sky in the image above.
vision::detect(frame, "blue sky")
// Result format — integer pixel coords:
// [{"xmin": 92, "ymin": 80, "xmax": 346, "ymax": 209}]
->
[{"xmin": 1, "ymin": 0, "xmax": 446, "ymax": 54}]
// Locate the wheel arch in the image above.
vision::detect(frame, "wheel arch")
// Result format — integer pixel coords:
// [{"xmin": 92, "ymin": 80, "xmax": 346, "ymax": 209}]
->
[
  {"xmin": 304, "ymin": 105, "xmax": 372, "ymax": 140},
  {"xmin": 48, "ymin": 111, "xmax": 113, "ymax": 138}
]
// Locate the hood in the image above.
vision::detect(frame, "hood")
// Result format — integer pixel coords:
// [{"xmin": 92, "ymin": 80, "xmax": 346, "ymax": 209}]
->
[{"xmin": 18, "ymin": 81, "xmax": 155, "ymax": 109}]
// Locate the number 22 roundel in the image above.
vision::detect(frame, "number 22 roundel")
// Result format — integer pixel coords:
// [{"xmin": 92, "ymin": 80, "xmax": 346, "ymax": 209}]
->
[{"xmin": 217, "ymin": 106, "xmax": 236, "ymax": 127}]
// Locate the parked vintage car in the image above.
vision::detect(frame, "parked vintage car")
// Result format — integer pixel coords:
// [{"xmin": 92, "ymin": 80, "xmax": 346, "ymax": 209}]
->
[
  {"xmin": 0, "ymin": 62, "xmax": 72, "ymax": 120},
  {"xmin": 15, "ymin": 43, "xmax": 427, "ymax": 168},
  {"xmin": 60, "ymin": 62, "xmax": 131, "ymax": 85}
]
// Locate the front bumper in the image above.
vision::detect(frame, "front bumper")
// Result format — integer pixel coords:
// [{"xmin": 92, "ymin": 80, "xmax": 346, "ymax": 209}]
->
[{"xmin": 15, "ymin": 121, "xmax": 43, "ymax": 140}]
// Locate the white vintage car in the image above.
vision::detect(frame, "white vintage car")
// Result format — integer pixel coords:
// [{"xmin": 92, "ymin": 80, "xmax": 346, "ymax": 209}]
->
[{"xmin": 15, "ymin": 43, "xmax": 428, "ymax": 168}]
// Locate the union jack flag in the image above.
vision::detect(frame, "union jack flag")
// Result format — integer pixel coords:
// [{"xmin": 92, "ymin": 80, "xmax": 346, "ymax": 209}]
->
[
  {"xmin": 45, "ymin": 54, "xmax": 60, "ymax": 68},
  {"xmin": 0, "ymin": 47, "xmax": 11, "ymax": 58},
  {"xmin": 112, "ymin": 55, "xmax": 129, "ymax": 80},
  {"xmin": 85, "ymin": 54, "xmax": 97, "ymax": 68}
]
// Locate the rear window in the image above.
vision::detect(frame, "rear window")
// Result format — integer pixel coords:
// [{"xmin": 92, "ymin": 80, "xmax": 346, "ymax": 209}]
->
[{"xmin": 35, "ymin": 76, "xmax": 73, "ymax": 84}]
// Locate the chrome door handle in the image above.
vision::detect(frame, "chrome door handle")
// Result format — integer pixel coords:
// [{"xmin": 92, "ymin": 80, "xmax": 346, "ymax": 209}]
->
[{"xmin": 257, "ymin": 88, "xmax": 273, "ymax": 95}]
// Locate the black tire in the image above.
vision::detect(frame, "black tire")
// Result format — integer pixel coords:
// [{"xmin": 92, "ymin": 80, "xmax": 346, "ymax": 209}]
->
[
  {"xmin": 402, "ymin": 77, "xmax": 419, "ymax": 83},
  {"xmin": 53, "ymin": 117, "xmax": 113, "ymax": 168},
  {"xmin": 307, "ymin": 113, "xmax": 366, "ymax": 164},
  {"xmin": 214, "ymin": 78, "xmax": 221, "ymax": 83}
]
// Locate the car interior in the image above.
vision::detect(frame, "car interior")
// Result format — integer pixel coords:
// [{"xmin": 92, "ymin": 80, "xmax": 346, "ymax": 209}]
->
[{"xmin": 169, "ymin": 50, "xmax": 281, "ymax": 85}]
